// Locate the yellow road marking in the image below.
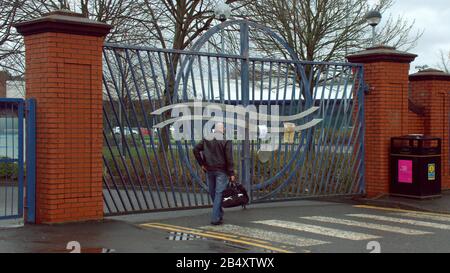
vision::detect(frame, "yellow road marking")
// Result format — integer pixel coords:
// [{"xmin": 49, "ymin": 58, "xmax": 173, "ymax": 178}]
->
[
  {"xmin": 354, "ymin": 205, "xmax": 450, "ymax": 217},
  {"xmin": 203, "ymin": 231, "xmax": 271, "ymax": 245},
  {"xmin": 148, "ymin": 222, "xmax": 204, "ymax": 233},
  {"xmin": 203, "ymin": 230, "xmax": 240, "ymax": 238},
  {"xmin": 200, "ymin": 230, "xmax": 269, "ymax": 244},
  {"xmin": 140, "ymin": 223, "xmax": 291, "ymax": 253}
]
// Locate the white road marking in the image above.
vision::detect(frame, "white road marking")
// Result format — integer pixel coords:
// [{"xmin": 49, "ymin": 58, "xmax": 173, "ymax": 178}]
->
[
  {"xmin": 201, "ymin": 224, "xmax": 329, "ymax": 247},
  {"xmin": 254, "ymin": 220, "xmax": 381, "ymax": 241},
  {"xmin": 393, "ymin": 212, "xmax": 450, "ymax": 223},
  {"xmin": 301, "ymin": 216, "xmax": 432, "ymax": 235},
  {"xmin": 348, "ymin": 214, "xmax": 450, "ymax": 230}
]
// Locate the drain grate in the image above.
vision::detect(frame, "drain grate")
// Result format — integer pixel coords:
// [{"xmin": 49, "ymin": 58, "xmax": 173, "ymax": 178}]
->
[
  {"xmin": 166, "ymin": 231, "xmax": 252, "ymax": 251},
  {"xmin": 167, "ymin": 232, "xmax": 206, "ymax": 241}
]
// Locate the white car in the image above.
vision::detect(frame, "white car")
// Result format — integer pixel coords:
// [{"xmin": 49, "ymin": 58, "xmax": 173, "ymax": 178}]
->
[{"xmin": 113, "ymin": 127, "xmax": 139, "ymax": 136}]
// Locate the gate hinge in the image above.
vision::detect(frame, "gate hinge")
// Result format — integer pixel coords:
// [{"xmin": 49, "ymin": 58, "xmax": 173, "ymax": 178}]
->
[{"xmin": 364, "ymin": 83, "xmax": 371, "ymax": 95}]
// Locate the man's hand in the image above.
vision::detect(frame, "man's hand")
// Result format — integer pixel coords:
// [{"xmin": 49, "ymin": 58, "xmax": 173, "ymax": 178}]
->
[
  {"xmin": 201, "ymin": 165, "xmax": 207, "ymax": 172},
  {"xmin": 230, "ymin": 176, "xmax": 236, "ymax": 183}
]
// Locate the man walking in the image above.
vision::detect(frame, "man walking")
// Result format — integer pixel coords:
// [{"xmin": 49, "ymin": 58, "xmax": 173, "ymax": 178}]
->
[{"xmin": 193, "ymin": 122, "xmax": 235, "ymax": 225}]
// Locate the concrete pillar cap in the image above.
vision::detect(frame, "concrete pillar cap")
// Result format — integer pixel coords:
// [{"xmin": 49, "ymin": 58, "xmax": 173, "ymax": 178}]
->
[
  {"xmin": 347, "ymin": 45, "xmax": 417, "ymax": 64},
  {"xmin": 410, "ymin": 68, "xmax": 450, "ymax": 81},
  {"xmin": 14, "ymin": 9, "xmax": 112, "ymax": 37}
]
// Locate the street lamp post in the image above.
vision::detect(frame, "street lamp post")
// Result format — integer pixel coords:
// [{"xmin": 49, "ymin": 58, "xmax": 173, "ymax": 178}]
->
[
  {"xmin": 214, "ymin": 1, "xmax": 231, "ymax": 23},
  {"xmin": 214, "ymin": 1, "xmax": 231, "ymax": 101},
  {"xmin": 365, "ymin": 10, "xmax": 382, "ymax": 47}
]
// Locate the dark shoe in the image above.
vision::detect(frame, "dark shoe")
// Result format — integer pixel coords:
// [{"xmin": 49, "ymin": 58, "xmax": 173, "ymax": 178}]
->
[{"xmin": 211, "ymin": 220, "xmax": 223, "ymax": 226}]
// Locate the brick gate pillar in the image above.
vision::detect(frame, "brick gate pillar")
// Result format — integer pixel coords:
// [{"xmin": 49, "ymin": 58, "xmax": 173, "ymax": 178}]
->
[
  {"xmin": 409, "ymin": 69, "xmax": 450, "ymax": 190},
  {"xmin": 347, "ymin": 46, "xmax": 417, "ymax": 197},
  {"xmin": 15, "ymin": 10, "xmax": 112, "ymax": 223}
]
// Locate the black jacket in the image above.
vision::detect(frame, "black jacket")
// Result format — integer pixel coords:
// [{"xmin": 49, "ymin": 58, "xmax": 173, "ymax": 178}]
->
[{"xmin": 193, "ymin": 138, "xmax": 234, "ymax": 176}]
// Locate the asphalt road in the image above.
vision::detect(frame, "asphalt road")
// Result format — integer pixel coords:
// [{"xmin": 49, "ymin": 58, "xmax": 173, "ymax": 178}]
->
[
  {"xmin": 2, "ymin": 200, "xmax": 450, "ymax": 253},
  {"xmin": 135, "ymin": 200, "xmax": 450, "ymax": 253}
]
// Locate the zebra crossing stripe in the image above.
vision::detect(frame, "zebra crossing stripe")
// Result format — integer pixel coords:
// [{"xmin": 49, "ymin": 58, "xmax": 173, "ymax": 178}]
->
[
  {"xmin": 254, "ymin": 220, "xmax": 381, "ymax": 241},
  {"xmin": 394, "ymin": 212, "xmax": 450, "ymax": 223},
  {"xmin": 201, "ymin": 224, "xmax": 329, "ymax": 247},
  {"xmin": 348, "ymin": 214, "xmax": 450, "ymax": 230},
  {"xmin": 301, "ymin": 216, "xmax": 432, "ymax": 235}
]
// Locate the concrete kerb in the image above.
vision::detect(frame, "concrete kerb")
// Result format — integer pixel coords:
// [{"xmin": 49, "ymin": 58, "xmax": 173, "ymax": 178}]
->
[{"xmin": 348, "ymin": 190, "xmax": 450, "ymax": 215}]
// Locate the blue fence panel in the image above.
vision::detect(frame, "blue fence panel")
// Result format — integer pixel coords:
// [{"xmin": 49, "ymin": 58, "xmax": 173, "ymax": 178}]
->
[
  {"xmin": 0, "ymin": 98, "xmax": 35, "ymax": 223},
  {"xmin": 0, "ymin": 99, "xmax": 23, "ymax": 220}
]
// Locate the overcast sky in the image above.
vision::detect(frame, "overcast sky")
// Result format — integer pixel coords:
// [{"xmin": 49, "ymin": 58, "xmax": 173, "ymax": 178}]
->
[{"xmin": 385, "ymin": 0, "xmax": 450, "ymax": 72}]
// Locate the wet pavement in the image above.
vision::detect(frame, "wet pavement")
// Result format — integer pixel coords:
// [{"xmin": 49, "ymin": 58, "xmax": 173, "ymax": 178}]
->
[
  {"xmin": 2, "ymin": 199, "xmax": 450, "ymax": 253},
  {"xmin": 0, "ymin": 218, "xmax": 253, "ymax": 253},
  {"xmin": 0, "ymin": 200, "xmax": 333, "ymax": 253},
  {"xmin": 135, "ymin": 201, "xmax": 450, "ymax": 253}
]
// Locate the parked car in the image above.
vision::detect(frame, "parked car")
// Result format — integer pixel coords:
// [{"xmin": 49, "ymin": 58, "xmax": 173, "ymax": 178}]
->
[
  {"xmin": 113, "ymin": 127, "xmax": 139, "ymax": 136},
  {"xmin": 139, "ymin": 128, "xmax": 151, "ymax": 136}
]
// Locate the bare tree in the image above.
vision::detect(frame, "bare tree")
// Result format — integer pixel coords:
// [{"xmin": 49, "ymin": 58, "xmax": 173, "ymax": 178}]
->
[
  {"xmin": 437, "ymin": 49, "xmax": 450, "ymax": 73},
  {"xmin": 78, "ymin": 0, "xmax": 154, "ymax": 44},
  {"xmin": 241, "ymin": 0, "xmax": 422, "ymax": 63},
  {"xmin": 140, "ymin": 0, "xmax": 246, "ymax": 152},
  {"xmin": 0, "ymin": 0, "xmax": 155, "ymax": 76},
  {"xmin": 0, "ymin": 1, "xmax": 27, "ymax": 76},
  {"xmin": 2, "ymin": 0, "xmax": 424, "ymax": 150},
  {"xmin": 224, "ymin": 0, "xmax": 424, "ymax": 103}
]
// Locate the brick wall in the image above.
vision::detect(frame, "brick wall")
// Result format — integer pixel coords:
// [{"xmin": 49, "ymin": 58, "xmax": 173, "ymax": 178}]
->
[
  {"xmin": 365, "ymin": 62, "xmax": 410, "ymax": 196},
  {"xmin": 16, "ymin": 11, "xmax": 111, "ymax": 223},
  {"xmin": 348, "ymin": 47, "xmax": 450, "ymax": 197},
  {"xmin": 410, "ymin": 70, "xmax": 450, "ymax": 189},
  {"xmin": 348, "ymin": 46, "xmax": 417, "ymax": 197},
  {"xmin": 406, "ymin": 110, "xmax": 424, "ymax": 134},
  {"xmin": 406, "ymin": 84, "xmax": 425, "ymax": 135}
]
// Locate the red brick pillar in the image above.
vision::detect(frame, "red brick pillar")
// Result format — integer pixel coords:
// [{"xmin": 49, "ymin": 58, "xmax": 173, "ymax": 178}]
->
[
  {"xmin": 410, "ymin": 69, "xmax": 450, "ymax": 190},
  {"xmin": 15, "ymin": 11, "xmax": 112, "ymax": 223},
  {"xmin": 347, "ymin": 46, "xmax": 417, "ymax": 197},
  {"xmin": 0, "ymin": 71, "xmax": 7, "ymax": 97}
]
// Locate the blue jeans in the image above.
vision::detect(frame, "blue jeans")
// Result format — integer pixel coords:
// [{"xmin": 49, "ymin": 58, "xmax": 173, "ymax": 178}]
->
[{"xmin": 207, "ymin": 171, "xmax": 229, "ymax": 223}]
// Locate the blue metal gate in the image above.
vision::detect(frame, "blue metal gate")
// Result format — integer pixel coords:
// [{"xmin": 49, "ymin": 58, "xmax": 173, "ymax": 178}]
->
[
  {"xmin": 0, "ymin": 98, "xmax": 35, "ymax": 223},
  {"xmin": 102, "ymin": 20, "xmax": 365, "ymax": 216}
]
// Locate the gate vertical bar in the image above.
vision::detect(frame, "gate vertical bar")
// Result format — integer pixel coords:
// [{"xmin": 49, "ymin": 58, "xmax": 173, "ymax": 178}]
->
[
  {"xmin": 26, "ymin": 99, "xmax": 36, "ymax": 224},
  {"xmin": 17, "ymin": 101, "xmax": 24, "ymax": 217},
  {"xmin": 240, "ymin": 21, "xmax": 251, "ymax": 201}
]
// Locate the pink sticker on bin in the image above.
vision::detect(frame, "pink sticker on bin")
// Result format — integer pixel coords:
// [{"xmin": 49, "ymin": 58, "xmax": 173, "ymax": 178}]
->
[{"xmin": 398, "ymin": 160, "xmax": 413, "ymax": 183}]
